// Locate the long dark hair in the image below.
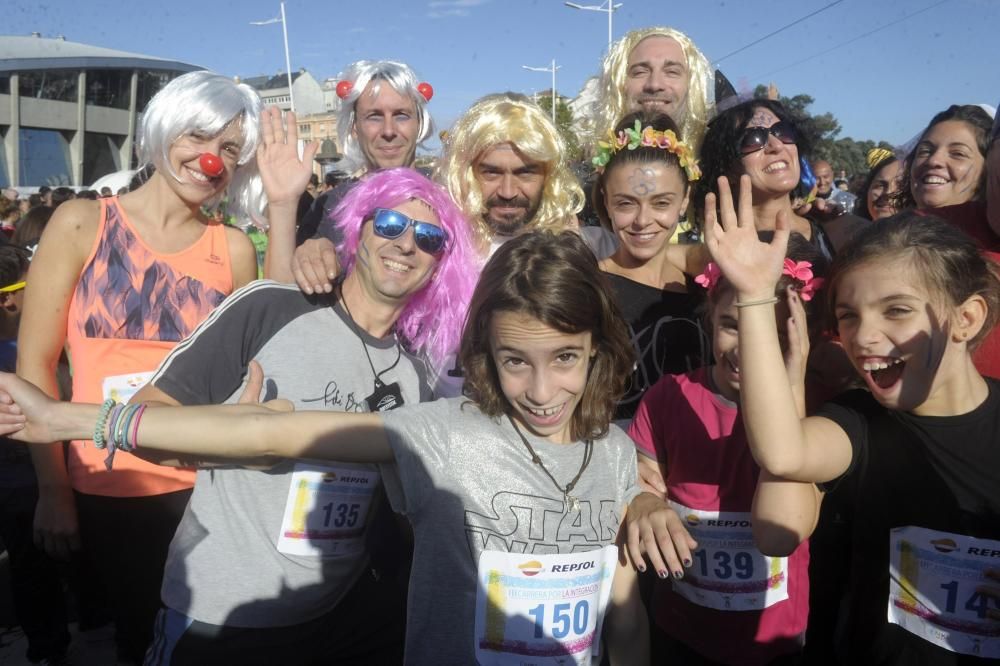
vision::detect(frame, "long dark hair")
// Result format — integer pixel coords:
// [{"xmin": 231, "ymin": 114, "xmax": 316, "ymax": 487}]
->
[
  {"xmin": 895, "ymin": 105, "xmax": 992, "ymax": 211},
  {"xmin": 459, "ymin": 231, "xmax": 635, "ymax": 441}
]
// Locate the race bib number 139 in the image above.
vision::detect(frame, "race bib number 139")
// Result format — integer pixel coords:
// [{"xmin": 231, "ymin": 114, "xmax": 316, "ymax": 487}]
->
[{"xmin": 669, "ymin": 502, "xmax": 789, "ymax": 612}]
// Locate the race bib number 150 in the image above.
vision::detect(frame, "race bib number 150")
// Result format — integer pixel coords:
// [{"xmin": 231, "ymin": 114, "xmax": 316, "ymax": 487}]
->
[{"xmin": 474, "ymin": 545, "xmax": 618, "ymax": 665}]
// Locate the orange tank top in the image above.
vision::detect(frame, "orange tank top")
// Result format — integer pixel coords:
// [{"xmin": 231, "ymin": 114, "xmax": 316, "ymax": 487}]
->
[{"xmin": 66, "ymin": 197, "xmax": 234, "ymax": 497}]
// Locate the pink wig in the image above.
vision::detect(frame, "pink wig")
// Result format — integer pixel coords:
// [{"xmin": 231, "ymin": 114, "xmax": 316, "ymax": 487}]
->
[{"xmin": 332, "ymin": 167, "xmax": 481, "ymax": 372}]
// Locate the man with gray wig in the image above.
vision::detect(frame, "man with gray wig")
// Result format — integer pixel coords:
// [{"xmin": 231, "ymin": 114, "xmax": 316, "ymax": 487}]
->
[{"xmin": 275, "ymin": 60, "xmax": 434, "ymax": 274}]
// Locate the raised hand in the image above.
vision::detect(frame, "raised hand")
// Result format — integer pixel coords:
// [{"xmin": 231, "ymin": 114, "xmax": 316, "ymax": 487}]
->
[
  {"xmin": 256, "ymin": 106, "xmax": 319, "ymax": 208},
  {"xmin": 703, "ymin": 175, "xmax": 790, "ymax": 301}
]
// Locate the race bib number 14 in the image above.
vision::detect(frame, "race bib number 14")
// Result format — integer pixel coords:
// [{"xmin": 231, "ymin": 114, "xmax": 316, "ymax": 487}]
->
[
  {"xmin": 474, "ymin": 545, "xmax": 617, "ymax": 665},
  {"xmin": 888, "ymin": 526, "xmax": 1000, "ymax": 657}
]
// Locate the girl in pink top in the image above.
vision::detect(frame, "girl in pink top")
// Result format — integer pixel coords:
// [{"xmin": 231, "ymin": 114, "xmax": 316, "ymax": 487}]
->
[{"xmin": 629, "ymin": 232, "xmax": 827, "ymax": 664}]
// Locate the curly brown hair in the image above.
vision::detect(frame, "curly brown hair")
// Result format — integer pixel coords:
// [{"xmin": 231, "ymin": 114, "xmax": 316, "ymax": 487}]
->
[{"xmin": 459, "ymin": 231, "xmax": 635, "ymax": 441}]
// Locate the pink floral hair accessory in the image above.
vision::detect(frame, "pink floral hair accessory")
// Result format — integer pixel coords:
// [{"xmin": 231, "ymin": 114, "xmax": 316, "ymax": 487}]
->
[
  {"xmin": 694, "ymin": 262, "xmax": 722, "ymax": 290},
  {"xmin": 782, "ymin": 258, "xmax": 825, "ymax": 301}
]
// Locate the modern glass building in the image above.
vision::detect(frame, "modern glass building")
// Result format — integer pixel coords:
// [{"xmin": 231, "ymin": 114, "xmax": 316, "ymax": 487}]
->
[{"xmin": 0, "ymin": 34, "xmax": 202, "ymax": 188}]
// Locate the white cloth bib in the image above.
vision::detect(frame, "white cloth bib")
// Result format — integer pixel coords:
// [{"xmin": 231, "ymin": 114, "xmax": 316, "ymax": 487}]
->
[
  {"xmin": 276, "ymin": 464, "xmax": 378, "ymax": 558},
  {"xmin": 888, "ymin": 526, "xmax": 1000, "ymax": 657},
  {"xmin": 669, "ymin": 501, "xmax": 789, "ymax": 611},
  {"xmin": 101, "ymin": 371, "xmax": 154, "ymax": 403},
  {"xmin": 474, "ymin": 545, "xmax": 618, "ymax": 665}
]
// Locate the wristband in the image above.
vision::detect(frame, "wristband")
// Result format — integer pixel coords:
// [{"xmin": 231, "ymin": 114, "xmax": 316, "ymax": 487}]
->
[{"xmin": 735, "ymin": 296, "xmax": 779, "ymax": 308}]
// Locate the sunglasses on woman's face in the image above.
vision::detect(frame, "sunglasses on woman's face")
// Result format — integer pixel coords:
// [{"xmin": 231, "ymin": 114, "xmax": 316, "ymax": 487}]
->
[
  {"xmin": 371, "ymin": 208, "xmax": 448, "ymax": 255},
  {"xmin": 738, "ymin": 121, "xmax": 798, "ymax": 155}
]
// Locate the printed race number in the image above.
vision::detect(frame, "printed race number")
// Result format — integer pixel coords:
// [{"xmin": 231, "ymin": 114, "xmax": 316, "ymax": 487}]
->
[
  {"xmin": 474, "ymin": 546, "xmax": 617, "ymax": 665},
  {"xmin": 669, "ymin": 502, "xmax": 789, "ymax": 611},
  {"xmin": 888, "ymin": 526, "xmax": 1000, "ymax": 657},
  {"xmin": 276, "ymin": 464, "xmax": 377, "ymax": 558}
]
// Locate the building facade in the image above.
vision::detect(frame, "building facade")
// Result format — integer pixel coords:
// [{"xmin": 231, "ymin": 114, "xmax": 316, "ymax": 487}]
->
[{"xmin": 0, "ymin": 34, "xmax": 202, "ymax": 188}]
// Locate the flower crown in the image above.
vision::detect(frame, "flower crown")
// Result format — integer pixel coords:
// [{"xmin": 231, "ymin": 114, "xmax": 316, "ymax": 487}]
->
[
  {"xmin": 695, "ymin": 259, "xmax": 825, "ymax": 301},
  {"xmin": 592, "ymin": 119, "xmax": 702, "ymax": 181}
]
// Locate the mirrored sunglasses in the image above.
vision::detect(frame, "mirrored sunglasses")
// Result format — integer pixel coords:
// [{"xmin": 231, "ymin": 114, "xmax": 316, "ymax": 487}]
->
[{"xmin": 372, "ymin": 208, "xmax": 448, "ymax": 255}]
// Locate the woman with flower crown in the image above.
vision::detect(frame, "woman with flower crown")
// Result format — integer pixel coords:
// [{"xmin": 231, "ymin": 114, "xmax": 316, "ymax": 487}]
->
[{"xmin": 591, "ymin": 111, "xmax": 709, "ymax": 427}]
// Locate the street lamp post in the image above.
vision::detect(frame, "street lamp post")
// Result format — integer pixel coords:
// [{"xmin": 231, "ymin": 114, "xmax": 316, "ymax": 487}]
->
[
  {"xmin": 522, "ymin": 60, "xmax": 561, "ymax": 123},
  {"xmin": 250, "ymin": 1, "xmax": 296, "ymax": 112},
  {"xmin": 564, "ymin": 1, "xmax": 623, "ymax": 50}
]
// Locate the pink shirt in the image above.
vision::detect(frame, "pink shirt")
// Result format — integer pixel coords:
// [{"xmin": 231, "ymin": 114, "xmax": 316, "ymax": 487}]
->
[{"xmin": 628, "ymin": 368, "xmax": 809, "ymax": 665}]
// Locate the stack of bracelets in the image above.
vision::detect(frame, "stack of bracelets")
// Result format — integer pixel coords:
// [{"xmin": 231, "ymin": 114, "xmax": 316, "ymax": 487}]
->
[{"xmin": 92, "ymin": 399, "xmax": 147, "ymax": 470}]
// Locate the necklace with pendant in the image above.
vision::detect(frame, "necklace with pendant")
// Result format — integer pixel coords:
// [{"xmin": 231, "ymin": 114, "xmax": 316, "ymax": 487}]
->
[{"xmin": 508, "ymin": 415, "xmax": 593, "ymax": 512}]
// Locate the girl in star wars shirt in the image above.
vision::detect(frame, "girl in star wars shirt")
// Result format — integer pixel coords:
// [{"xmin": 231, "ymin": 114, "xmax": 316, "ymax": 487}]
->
[{"xmin": 0, "ymin": 230, "xmax": 667, "ymax": 666}]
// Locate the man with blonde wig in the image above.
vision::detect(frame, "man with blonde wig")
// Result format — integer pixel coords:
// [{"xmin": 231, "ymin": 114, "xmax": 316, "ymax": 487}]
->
[
  {"xmin": 287, "ymin": 92, "xmax": 594, "ymax": 291},
  {"xmin": 436, "ymin": 92, "xmax": 585, "ymax": 253},
  {"xmin": 588, "ymin": 26, "xmax": 714, "ymax": 153}
]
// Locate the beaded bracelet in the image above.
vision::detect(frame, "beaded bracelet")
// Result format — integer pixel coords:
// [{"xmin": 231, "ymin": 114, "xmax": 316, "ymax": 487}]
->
[
  {"xmin": 100, "ymin": 403, "xmax": 146, "ymax": 470},
  {"xmin": 93, "ymin": 399, "xmax": 117, "ymax": 449}
]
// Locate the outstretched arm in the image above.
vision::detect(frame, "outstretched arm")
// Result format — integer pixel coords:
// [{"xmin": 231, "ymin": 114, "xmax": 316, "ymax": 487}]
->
[{"xmin": 0, "ymin": 372, "xmax": 393, "ymax": 465}]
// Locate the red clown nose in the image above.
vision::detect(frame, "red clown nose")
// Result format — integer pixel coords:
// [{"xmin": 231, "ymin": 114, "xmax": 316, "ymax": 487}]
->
[{"xmin": 199, "ymin": 153, "xmax": 224, "ymax": 177}]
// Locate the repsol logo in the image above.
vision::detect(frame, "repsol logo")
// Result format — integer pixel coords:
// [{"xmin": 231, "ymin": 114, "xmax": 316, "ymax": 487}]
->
[
  {"xmin": 706, "ymin": 520, "xmax": 751, "ymax": 528},
  {"xmin": 967, "ymin": 547, "xmax": 1000, "ymax": 558},
  {"xmin": 339, "ymin": 476, "xmax": 370, "ymax": 484},
  {"xmin": 551, "ymin": 561, "xmax": 595, "ymax": 573}
]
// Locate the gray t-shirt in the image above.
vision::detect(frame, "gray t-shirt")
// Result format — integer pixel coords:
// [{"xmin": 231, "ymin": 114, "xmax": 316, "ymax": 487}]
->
[
  {"xmin": 380, "ymin": 397, "xmax": 640, "ymax": 665},
  {"xmin": 151, "ymin": 280, "xmax": 431, "ymax": 627}
]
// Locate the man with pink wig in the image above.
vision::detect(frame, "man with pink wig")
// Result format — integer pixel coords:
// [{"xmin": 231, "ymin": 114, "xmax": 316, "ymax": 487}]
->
[{"xmin": 132, "ymin": 109, "xmax": 478, "ymax": 663}]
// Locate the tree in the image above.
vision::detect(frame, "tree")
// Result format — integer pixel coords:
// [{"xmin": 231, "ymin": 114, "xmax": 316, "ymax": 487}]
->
[
  {"xmin": 752, "ymin": 85, "xmax": 893, "ymax": 178},
  {"xmin": 535, "ymin": 92, "xmax": 582, "ymax": 162}
]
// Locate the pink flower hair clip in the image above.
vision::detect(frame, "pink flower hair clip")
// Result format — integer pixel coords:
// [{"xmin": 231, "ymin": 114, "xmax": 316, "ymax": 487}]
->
[
  {"xmin": 695, "ymin": 262, "xmax": 722, "ymax": 290},
  {"xmin": 782, "ymin": 259, "xmax": 825, "ymax": 301}
]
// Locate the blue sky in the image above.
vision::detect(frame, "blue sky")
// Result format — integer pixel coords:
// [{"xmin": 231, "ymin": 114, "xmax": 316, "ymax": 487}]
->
[{"xmin": 8, "ymin": 0, "xmax": 998, "ymax": 155}]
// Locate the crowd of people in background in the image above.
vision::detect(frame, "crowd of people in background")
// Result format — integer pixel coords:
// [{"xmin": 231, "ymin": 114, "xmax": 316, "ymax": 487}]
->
[{"xmin": 0, "ymin": 22, "xmax": 998, "ymax": 666}]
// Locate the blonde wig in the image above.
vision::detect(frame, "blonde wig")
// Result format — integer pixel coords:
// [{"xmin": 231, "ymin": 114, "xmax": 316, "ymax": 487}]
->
[
  {"xmin": 435, "ymin": 93, "xmax": 584, "ymax": 251},
  {"xmin": 587, "ymin": 27, "xmax": 713, "ymax": 154}
]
